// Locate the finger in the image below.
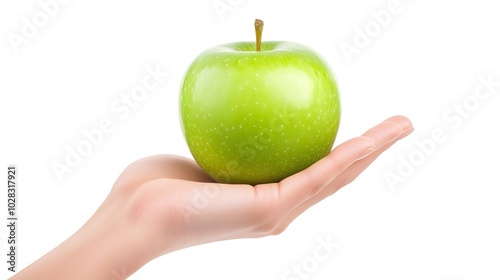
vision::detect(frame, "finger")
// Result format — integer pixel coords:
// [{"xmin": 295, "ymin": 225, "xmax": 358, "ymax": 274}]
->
[
  {"xmin": 273, "ymin": 118, "xmax": 413, "ymax": 232},
  {"xmin": 269, "ymin": 115, "xmax": 410, "ymax": 212},
  {"xmin": 328, "ymin": 125, "xmax": 414, "ymax": 190},
  {"xmin": 328, "ymin": 115, "xmax": 414, "ymax": 189},
  {"xmin": 326, "ymin": 116, "xmax": 414, "ymax": 187}
]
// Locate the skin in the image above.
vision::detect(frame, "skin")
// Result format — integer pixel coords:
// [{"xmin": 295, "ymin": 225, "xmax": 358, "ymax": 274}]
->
[{"xmin": 11, "ymin": 115, "xmax": 413, "ymax": 280}]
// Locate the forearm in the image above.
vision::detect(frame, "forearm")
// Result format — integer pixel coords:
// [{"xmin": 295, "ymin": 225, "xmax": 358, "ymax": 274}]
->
[{"xmin": 10, "ymin": 204, "xmax": 151, "ymax": 280}]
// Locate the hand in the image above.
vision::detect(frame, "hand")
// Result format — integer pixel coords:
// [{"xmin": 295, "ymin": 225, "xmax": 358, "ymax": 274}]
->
[{"xmin": 11, "ymin": 115, "xmax": 413, "ymax": 280}]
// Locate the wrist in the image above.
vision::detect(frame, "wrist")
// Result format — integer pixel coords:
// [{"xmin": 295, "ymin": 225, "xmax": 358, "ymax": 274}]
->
[{"xmin": 69, "ymin": 202, "xmax": 154, "ymax": 279}]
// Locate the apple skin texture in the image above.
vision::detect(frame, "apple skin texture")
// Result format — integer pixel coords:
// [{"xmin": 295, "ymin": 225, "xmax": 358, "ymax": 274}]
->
[{"xmin": 180, "ymin": 41, "xmax": 340, "ymax": 185}]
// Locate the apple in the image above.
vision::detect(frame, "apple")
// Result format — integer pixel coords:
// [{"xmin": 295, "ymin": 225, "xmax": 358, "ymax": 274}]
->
[{"xmin": 180, "ymin": 19, "xmax": 340, "ymax": 185}]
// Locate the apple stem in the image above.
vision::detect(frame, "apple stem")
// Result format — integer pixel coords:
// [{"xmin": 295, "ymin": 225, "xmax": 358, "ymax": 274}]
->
[{"xmin": 254, "ymin": 19, "xmax": 263, "ymax": 52}]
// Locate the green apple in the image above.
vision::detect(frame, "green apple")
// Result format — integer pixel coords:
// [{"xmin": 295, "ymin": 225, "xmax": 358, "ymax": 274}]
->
[{"xmin": 180, "ymin": 20, "xmax": 340, "ymax": 185}]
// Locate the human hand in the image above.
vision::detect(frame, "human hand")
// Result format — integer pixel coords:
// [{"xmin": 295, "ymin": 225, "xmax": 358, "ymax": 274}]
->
[
  {"xmin": 109, "ymin": 115, "xmax": 413, "ymax": 272},
  {"xmin": 11, "ymin": 115, "xmax": 413, "ymax": 280}
]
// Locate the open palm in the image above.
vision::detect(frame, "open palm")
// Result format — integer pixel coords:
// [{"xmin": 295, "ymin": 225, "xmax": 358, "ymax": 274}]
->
[{"xmin": 102, "ymin": 115, "xmax": 413, "ymax": 260}]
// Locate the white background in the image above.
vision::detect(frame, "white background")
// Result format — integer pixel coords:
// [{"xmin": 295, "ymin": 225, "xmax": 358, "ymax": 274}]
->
[{"xmin": 1, "ymin": 0, "xmax": 500, "ymax": 279}]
